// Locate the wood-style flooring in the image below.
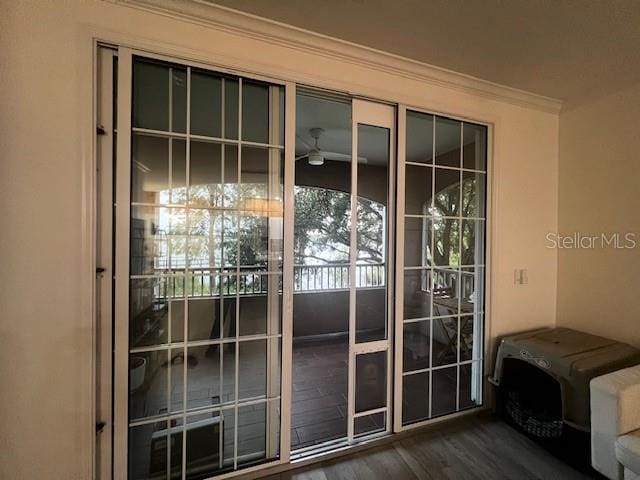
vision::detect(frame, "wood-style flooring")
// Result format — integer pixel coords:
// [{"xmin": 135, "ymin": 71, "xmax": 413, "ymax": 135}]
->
[{"xmin": 262, "ymin": 413, "xmax": 601, "ymax": 480}]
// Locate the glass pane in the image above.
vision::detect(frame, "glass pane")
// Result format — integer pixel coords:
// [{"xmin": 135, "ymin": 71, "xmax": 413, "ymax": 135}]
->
[
  {"xmin": 403, "ymin": 269, "xmax": 432, "ymax": 320},
  {"xmin": 460, "ymin": 315, "xmax": 474, "ymax": 362},
  {"xmin": 432, "ymin": 268, "xmax": 460, "ymax": 316},
  {"xmin": 240, "ymin": 147, "xmax": 269, "ymax": 202},
  {"xmin": 434, "ymin": 167, "xmax": 461, "ymax": 217},
  {"xmin": 404, "ymin": 216, "xmax": 432, "ymax": 267},
  {"xmin": 224, "ymin": 79, "xmax": 239, "ymax": 140},
  {"xmin": 461, "ymin": 220, "xmax": 485, "ymax": 266},
  {"xmin": 355, "ymin": 125, "xmax": 388, "ymax": 343},
  {"xmin": 402, "ymin": 372, "xmax": 429, "ymax": 425},
  {"xmin": 129, "ymin": 420, "xmax": 182, "ymax": 480},
  {"xmin": 291, "ymin": 90, "xmax": 353, "ymax": 448},
  {"xmin": 404, "ymin": 164, "xmax": 432, "ymax": 215},
  {"xmin": 238, "ymin": 274, "xmax": 269, "ymax": 336},
  {"xmin": 462, "ymin": 170, "xmax": 486, "ymax": 218},
  {"xmin": 238, "ymin": 402, "xmax": 267, "ymax": 462},
  {"xmin": 462, "ymin": 123, "xmax": 487, "ymax": 171},
  {"xmin": 220, "ymin": 276, "xmax": 237, "ymax": 339},
  {"xmin": 185, "ymin": 411, "xmax": 224, "ymax": 478},
  {"xmin": 188, "ymin": 289, "xmax": 220, "ymax": 342},
  {"xmin": 131, "ymin": 207, "xmax": 186, "ymax": 275},
  {"xmin": 169, "ymin": 347, "xmax": 184, "ymax": 414},
  {"xmin": 434, "ymin": 117, "xmax": 461, "ymax": 168},
  {"xmin": 460, "ymin": 267, "xmax": 479, "ymax": 311},
  {"xmin": 132, "ymin": 134, "xmax": 169, "ymax": 204},
  {"xmin": 433, "ymin": 217, "xmax": 460, "ymax": 267},
  {"xmin": 171, "ymin": 139, "xmax": 187, "ymax": 205},
  {"xmin": 221, "ymin": 407, "xmax": 235, "ymax": 470},
  {"xmin": 355, "ymin": 351, "xmax": 387, "ymax": 413},
  {"xmin": 433, "ymin": 317, "xmax": 458, "ymax": 366},
  {"xmin": 129, "ymin": 350, "xmax": 169, "ymax": 421},
  {"xmin": 186, "ymin": 345, "xmax": 223, "ymax": 411},
  {"xmin": 238, "ymin": 340, "xmax": 267, "ymax": 400},
  {"xmin": 133, "ymin": 60, "xmax": 169, "ymax": 132},
  {"xmin": 186, "ymin": 210, "xmax": 221, "ymax": 270},
  {"xmin": 431, "ymin": 366, "xmax": 457, "ymax": 417},
  {"xmin": 190, "ymin": 71, "xmax": 222, "ymax": 138},
  {"xmin": 459, "ymin": 363, "xmax": 481, "ymax": 410},
  {"xmin": 130, "ymin": 277, "xmax": 169, "ymax": 348},
  {"xmin": 222, "ymin": 344, "xmax": 236, "ymax": 404},
  {"xmin": 242, "ymin": 81, "xmax": 270, "ymax": 144},
  {"xmin": 239, "ymin": 214, "xmax": 269, "ymax": 269},
  {"xmin": 169, "ymin": 297, "xmax": 184, "ymax": 344},
  {"xmin": 223, "ymin": 145, "xmax": 239, "ymax": 208},
  {"xmin": 354, "ymin": 412, "xmax": 385, "ymax": 437},
  {"xmin": 403, "ymin": 320, "xmax": 431, "ymax": 372},
  {"xmin": 172, "ymin": 69, "xmax": 187, "ymax": 134},
  {"xmin": 189, "ymin": 141, "xmax": 222, "ymax": 207},
  {"xmin": 406, "ymin": 111, "xmax": 433, "ymax": 164}
]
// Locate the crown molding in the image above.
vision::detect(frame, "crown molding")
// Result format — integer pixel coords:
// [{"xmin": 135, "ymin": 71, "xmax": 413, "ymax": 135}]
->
[{"xmin": 111, "ymin": 0, "xmax": 562, "ymax": 114}]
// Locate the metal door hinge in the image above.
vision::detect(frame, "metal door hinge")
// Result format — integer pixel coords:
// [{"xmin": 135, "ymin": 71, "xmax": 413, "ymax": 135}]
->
[
  {"xmin": 96, "ymin": 421, "xmax": 106, "ymax": 434},
  {"xmin": 97, "ymin": 125, "xmax": 107, "ymax": 135}
]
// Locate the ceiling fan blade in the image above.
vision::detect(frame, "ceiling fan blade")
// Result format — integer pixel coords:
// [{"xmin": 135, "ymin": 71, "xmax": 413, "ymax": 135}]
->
[
  {"xmin": 295, "ymin": 154, "xmax": 309, "ymax": 161},
  {"xmin": 321, "ymin": 151, "xmax": 368, "ymax": 163}
]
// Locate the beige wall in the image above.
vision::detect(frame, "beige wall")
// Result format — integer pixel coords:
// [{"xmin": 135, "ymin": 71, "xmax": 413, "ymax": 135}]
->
[
  {"xmin": 0, "ymin": 1, "xmax": 559, "ymax": 478},
  {"xmin": 557, "ymin": 81, "xmax": 640, "ymax": 348}
]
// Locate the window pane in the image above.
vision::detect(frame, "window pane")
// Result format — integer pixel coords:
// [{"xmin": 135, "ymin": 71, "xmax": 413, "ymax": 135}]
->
[
  {"xmin": 433, "ymin": 317, "xmax": 458, "ymax": 367},
  {"xmin": 238, "ymin": 340, "xmax": 267, "ymax": 400},
  {"xmin": 188, "ymin": 284, "xmax": 220, "ymax": 341},
  {"xmin": 354, "ymin": 412, "xmax": 385, "ymax": 437},
  {"xmin": 461, "ymin": 220, "xmax": 485, "ymax": 266},
  {"xmin": 433, "ymin": 268, "xmax": 460, "ymax": 316},
  {"xmin": 224, "ymin": 79, "xmax": 239, "ymax": 140},
  {"xmin": 404, "ymin": 164, "xmax": 432, "ymax": 215},
  {"xmin": 403, "ymin": 269, "xmax": 432, "ymax": 320},
  {"xmin": 356, "ymin": 124, "xmax": 389, "ymax": 343},
  {"xmin": 431, "ymin": 366, "xmax": 457, "ymax": 417},
  {"xmin": 462, "ymin": 170, "xmax": 486, "ymax": 218},
  {"xmin": 462, "ymin": 123, "xmax": 487, "ymax": 171},
  {"xmin": 403, "ymin": 320, "xmax": 431, "ymax": 372},
  {"xmin": 133, "ymin": 60, "xmax": 169, "ymax": 131},
  {"xmin": 130, "ymin": 277, "xmax": 170, "ymax": 348},
  {"xmin": 355, "ymin": 351, "xmax": 387, "ymax": 413},
  {"xmin": 433, "ymin": 218, "xmax": 460, "ymax": 267},
  {"xmin": 435, "ymin": 117, "xmax": 461, "ymax": 168},
  {"xmin": 242, "ymin": 81, "xmax": 269, "ymax": 144},
  {"xmin": 406, "ymin": 111, "xmax": 433, "ymax": 164},
  {"xmin": 129, "ymin": 350, "xmax": 168, "ymax": 421},
  {"xmin": 402, "ymin": 372, "xmax": 429, "ymax": 425},
  {"xmin": 172, "ymin": 69, "xmax": 187, "ymax": 134},
  {"xmin": 434, "ymin": 167, "xmax": 461, "ymax": 217},
  {"xmin": 404, "ymin": 216, "xmax": 432, "ymax": 267},
  {"xmin": 132, "ymin": 134, "xmax": 169, "ymax": 204},
  {"xmin": 189, "ymin": 141, "xmax": 222, "ymax": 207},
  {"xmin": 186, "ymin": 345, "xmax": 223, "ymax": 411},
  {"xmin": 190, "ymin": 71, "xmax": 222, "ymax": 138},
  {"xmin": 184, "ymin": 411, "xmax": 224, "ymax": 478}
]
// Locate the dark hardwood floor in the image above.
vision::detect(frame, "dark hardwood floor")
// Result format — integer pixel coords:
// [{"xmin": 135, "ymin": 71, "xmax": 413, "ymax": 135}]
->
[{"xmin": 262, "ymin": 413, "xmax": 600, "ymax": 480}]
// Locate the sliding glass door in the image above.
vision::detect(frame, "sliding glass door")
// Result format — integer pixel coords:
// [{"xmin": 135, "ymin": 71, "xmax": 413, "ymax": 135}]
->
[
  {"xmin": 99, "ymin": 45, "xmax": 488, "ymax": 480},
  {"xmin": 113, "ymin": 50, "xmax": 286, "ymax": 479},
  {"xmin": 291, "ymin": 94, "xmax": 394, "ymax": 455},
  {"xmin": 396, "ymin": 107, "xmax": 487, "ymax": 429}
]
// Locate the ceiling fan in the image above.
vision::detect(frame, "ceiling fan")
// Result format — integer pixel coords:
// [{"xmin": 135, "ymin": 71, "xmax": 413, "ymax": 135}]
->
[{"xmin": 295, "ymin": 127, "xmax": 366, "ymax": 166}]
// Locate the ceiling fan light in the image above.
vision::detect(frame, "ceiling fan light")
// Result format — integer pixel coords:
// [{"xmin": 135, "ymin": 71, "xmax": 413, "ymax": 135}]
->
[{"xmin": 308, "ymin": 151, "xmax": 324, "ymax": 166}]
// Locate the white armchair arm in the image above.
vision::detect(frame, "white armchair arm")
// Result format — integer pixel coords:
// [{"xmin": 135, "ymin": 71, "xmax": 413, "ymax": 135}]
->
[{"xmin": 590, "ymin": 365, "xmax": 640, "ymax": 479}]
